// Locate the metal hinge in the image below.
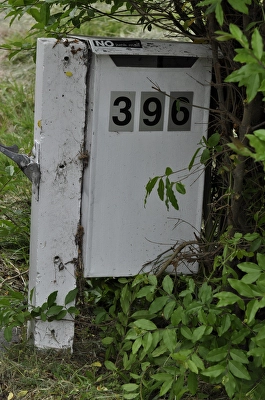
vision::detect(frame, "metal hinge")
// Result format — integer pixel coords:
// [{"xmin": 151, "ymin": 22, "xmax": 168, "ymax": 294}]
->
[{"xmin": 0, "ymin": 141, "xmax": 40, "ymax": 199}]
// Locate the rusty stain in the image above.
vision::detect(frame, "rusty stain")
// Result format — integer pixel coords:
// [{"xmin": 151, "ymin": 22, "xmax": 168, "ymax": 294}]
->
[{"xmin": 71, "ymin": 46, "xmax": 82, "ymax": 55}]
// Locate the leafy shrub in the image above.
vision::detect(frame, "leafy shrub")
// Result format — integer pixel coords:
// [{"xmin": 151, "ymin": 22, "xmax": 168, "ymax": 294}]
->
[
  {"xmin": 88, "ymin": 236, "xmax": 265, "ymax": 399},
  {"xmin": 0, "ymin": 288, "xmax": 79, "ymax": 342}
]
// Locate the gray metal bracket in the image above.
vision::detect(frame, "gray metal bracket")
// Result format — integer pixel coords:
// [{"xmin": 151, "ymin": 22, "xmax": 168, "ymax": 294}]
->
[{"xmin": 0, "ymin": 142, "xmax": 40, "ymax": 198}]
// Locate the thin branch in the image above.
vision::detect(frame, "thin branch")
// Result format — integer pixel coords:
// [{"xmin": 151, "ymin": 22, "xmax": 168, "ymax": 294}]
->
[{"xmin": 156, "ymin": 241, "xmax": 198, "ymax": 277}]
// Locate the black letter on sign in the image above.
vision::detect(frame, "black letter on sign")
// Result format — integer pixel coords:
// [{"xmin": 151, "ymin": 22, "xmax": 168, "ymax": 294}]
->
[
  {"xmin": 171, "ymin": 97, "xmax": 190, "ymax": 125},
  {"xmin": 143, "ymin": 97, "xmax": 162, "ymax": 126},
  {"xmin": 112, "ymin": 96, "xmax": 132, "ymax": 126}
]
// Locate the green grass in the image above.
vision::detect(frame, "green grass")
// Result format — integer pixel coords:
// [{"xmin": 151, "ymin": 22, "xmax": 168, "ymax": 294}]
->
[{"xmin": 0, "ymin": 342, "xmax": 124, "ymax": 399}]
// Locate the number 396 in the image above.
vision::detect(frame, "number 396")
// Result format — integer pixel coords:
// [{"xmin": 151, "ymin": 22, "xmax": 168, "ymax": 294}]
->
[{"xmin": 109, "ymin": 91, "xmax": 193, "ymax": 132}]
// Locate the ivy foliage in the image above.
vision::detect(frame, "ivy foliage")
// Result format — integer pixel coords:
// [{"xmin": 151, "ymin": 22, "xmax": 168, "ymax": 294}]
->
[
  {"xmin": 0, "ymin": 288, "xmax": 79, "ymax": 342},
  {"xmin": 88, "ymin": 235, "xmax": 265, "ymax": 399}
]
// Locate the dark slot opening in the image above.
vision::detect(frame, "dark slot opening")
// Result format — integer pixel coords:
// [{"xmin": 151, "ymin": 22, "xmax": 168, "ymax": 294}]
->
[{"xmin": 110, "ymin": 55, "xmax": 198, "ymax": 68}]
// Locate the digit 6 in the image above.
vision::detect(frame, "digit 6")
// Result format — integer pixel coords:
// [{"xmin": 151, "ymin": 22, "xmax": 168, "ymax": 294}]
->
[{"xmin": 171, "ymin": 97, "xmax": 189, "ymax": 126}]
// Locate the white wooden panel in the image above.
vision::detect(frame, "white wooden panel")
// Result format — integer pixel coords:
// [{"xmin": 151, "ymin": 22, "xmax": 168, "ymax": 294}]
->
[
  {"xmin": 81, "ymin": 41, "xmax": 212, "ymax": 277},
  {"xmin": 28, "ymin": 38, "xmax": 87, "ymax": 350}
]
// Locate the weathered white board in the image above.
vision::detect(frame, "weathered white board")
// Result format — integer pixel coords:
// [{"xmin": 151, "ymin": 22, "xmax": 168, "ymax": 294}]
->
[
  {"xmin": 81, "ymin": 38, "xmax": 212, "ymax": 277},
  {"xmin": 28, "ymin": 38, "xmax": 87, "ymax": 350}
]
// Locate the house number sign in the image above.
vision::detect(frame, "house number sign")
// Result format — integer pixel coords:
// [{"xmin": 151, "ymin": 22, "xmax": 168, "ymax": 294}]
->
[{"xmin": 109, "ymin": 91, "xmax": 193, "ymax": 132}]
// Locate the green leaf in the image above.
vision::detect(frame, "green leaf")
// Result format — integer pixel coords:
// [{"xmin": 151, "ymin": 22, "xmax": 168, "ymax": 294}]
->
[
  {"xmin": 257, "ymin": 252, "xmax": 265, "ymax": 269},
  {"xmin": 123, "ymin": 394, "xmax": 139, "ymax": 400},
  {"xmin": 122, "ymin": 383, "xmax": 139, "ymax": 392},
  {"xmin": 246, "ymin": 74, "xmax": 261, "ymax": 102},
  {"xmin": 157, "ymin": 178, "xmax": 164, "ymax": 201},
  {"xmin": 191, "ymin": 353, "xmax": 205, "ymax": 371},
  {"xmin": 145, "ymin": 176, "xmax": 159, "ymax": 204},
  {"xmin": 222, "ymin": 372, "xmax": 236, "ymax": 399},
  {"xmin": 237, "ymin": 261, "xmax": 261, "ymax": 274},
  {"xmin": 136, "ymin": 285, "xmax": 156, "ymax": 299},
  {"xmin": 187, "ymin": 372, "xmax": 197, "ymax": 395},
  {"xmin": 133, "ymin": 319, "xmax": 157, "ymax": 331},
  {"xmin": 187, "ymin": 359, "xmax": 198, "ymax": 374},
  {"xmin": 55, "ymin": 310, "xmax": 67, "ymax": 320},
  {"xmin": 251, "ymin": 28, "xmax": 263, "ymax": 60},
  {"xmin": 160, "ymin": 376, "xmax": 174, "ymax": 396},
  {"xmin": 46, "ymin": 305, "xmax": 64, "ymax": 317},
  {"xmin": 241, "ymin": 272, "xmax": 261, "ymax": 284},
  {"xmin": 181, "ymin": 326, "xmax": 192, "ymax": 340},
  {"xmin": 205, "ymin": 345, "xmax": 228, "ymax": 362},
  {"xmin": 162, "ymin": 275, "xmax": 174, "ymax": 294},
  {"xmin": 244, "ymin": 233, "xmax": 261, "ymax": 242},
  {"xmin": 39, "ymin": 311, "xmax": 46, "ymax": 321},
  {"xmin": 230, "ymin": 328, "xmax": 249, "ymax": 344},
  {"xmin": 172, "ymin": 349, "xmax": 192, "ymax": 362},
  {"xmin": 217, "ymin": 314, "xmax": 231, "ymax": 336},
  {"xmin": 64, "ymin": 288, "xmax": 78, "ymax": 305},
  {"xmin": 228, "ymin": 279, "xmax": 254, "ymax": 298},
  {"xmin": 47, "ymin": 291, "xmax": 58, "ymax": 307},
  {"xmin": 252, "ymin": 324, "xmax": 265, "ymax": 343},
  {"xmin": 234, "ymin": 48, "xmax": 256, "ymax": 63},
  {"xmin": 105, "ymin": 360, "xmax": 117, "ymax": 371},
  {"xmin": 102, "ymin": 337, "xmax": 114, "ymax": 345},
  {"xmin": 121, "ymin": 284, "xmax": 130, "ymax": 314},
  {"xmin": 229, "ymin": 23, "xmax": 247, "ymax": 45},
  {"xmin": 202, "ymin": 363, "xmax": 226, "ymax": 378},
  {"xmin": 215, "ymin": 1, "xmax": 224, "ymax": 25},
  {"xmin": 149, "ymin": 296, "xmax": 168, "ymax": 313},
  {"xmin": 228, "ymin": 360, "xmax": 251, "ymax": 380},
  {"xmin": 41, "ymin": 302, "xmax": 48, "ymax": 311},
  {"xmin": 200, "ymin": 148, "xmax": 210, "ymax": 164},
  {"xmin": 166, "ymin": 185, "xmax": 179, "ymax": 210},
  {"xmin": 28, "ymin": 7, "xmax": 42, "ymax": 22},
  {"xmin": 162, "ymin": 328, "xmax": 177, "ymax": 353},
  {"xmin": 191, "ymin": 325, "xmax": 207, "ymax": 342},
  {"xmin": 152, "ymin": 372, "xmax": 174, "ymax": 381},
  {"xmin": 245, "ymin": 299, "xmax": 260, "ymax": 324},
  {"xmin": 214, "ymin": 291, "xmax": 244, "ymax": 308},
  {"xmin": 165, "ymin": 167, "xmax": 173, "ymax": 176},
  {"xmin": 207, "ymin": 132, "xmax": 220, "ymax": 147},
  {"xmin": 148, "ymin": 275, "xmax": 157, "ymax": 286},
  {"xmin": 216, "ymin": 32, "xmax": 233, "ymax": 42},
  {"xmin": 254, "ymin": 130, "xmax": 265, "ymax": 142},
  {"xmin": 152, "ymin": 343, "xmax": 168, "ymax": 357},
  {"xmin": 163, "ymin": 300, "xmax": 177, "ymax": 320},
  {"xmin": 199, "ymin": 0, "xmax": 224, "ymax": 26},
  {"xmin": 67, "ymin": 306, "xmax": 79, "ymax": 315},
  {"xmin": 131, "ymin": 310, "xmax": 155, "ymax": 319},
  {"xmin": 40, "ymin": 2, "xmax": 50, "ymax": 25},
  {"xmin": 8, "ymin": 290, "xmax": 25, "ymax": 300},
  {"xmin": 171, "ymin": 306, "xmax": 184, "ymax": 326},
  {"xmin": 142, "ymin": 332, "xmax": 153, "ymax": 352},
  {"xmin": 132, "ymin": 337, "xmax": 142, "ymax": 354},
  {"xmin": 230, "ymin": 349, "xmax": 249, "ymax": 364},
  {"xmin": 188, "ymin": 148, "xmax": 201, "ymax": 170},
  {"xmin": 4, "ymin": 326, "xmax": 13, "ymax": 342},
  {"xmin": 125, "ymin": 329, "xmax": 140, "ymax": 341},
  {"xmin": 198, "ymin": 282, "xmax": 212, "ymax": 304},
  {"xmin": 176, "ymin": 182, "xmax": 186, "ymax": 195},
  {"xmin": 248, "ymin": 347, "xmax": 265, "ymax": 357},
  {"xmin": 227, "ymin": 0, "xmax": 249, "ymax": 14}
]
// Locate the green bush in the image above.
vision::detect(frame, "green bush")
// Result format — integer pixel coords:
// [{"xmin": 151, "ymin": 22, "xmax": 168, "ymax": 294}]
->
[{"xmin": 88, "ymin": 235, "xmax": 265, "ymax": 399}]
